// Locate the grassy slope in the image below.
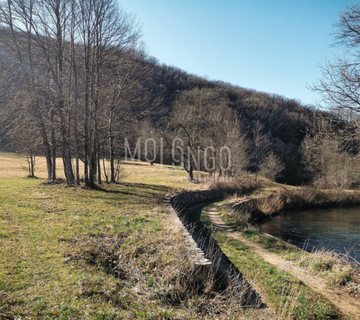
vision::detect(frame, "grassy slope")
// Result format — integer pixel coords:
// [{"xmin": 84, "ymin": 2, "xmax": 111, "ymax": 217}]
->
[{"xmin": 0, "ymin": 152, "xmax": 205, "ymax": 319}]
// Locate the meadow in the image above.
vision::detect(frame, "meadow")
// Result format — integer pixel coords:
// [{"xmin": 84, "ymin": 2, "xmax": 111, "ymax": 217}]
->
[{"xmin": 0, "ymin": 152, "xmax": 207, "ymax": 319}]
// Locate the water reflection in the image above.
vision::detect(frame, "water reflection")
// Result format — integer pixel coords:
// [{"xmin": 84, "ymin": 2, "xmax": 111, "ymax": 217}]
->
[{"xmin": 260, "ymin": 207, "xmax": 360, "ymax": 262}]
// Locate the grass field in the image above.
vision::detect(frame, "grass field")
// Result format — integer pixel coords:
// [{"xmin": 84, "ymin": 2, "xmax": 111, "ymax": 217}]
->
[
  {"xmin": 1, "ymin": 152, "xmax": 356, "ymax": 319},
  {"xmin": 0, "ymin": 152, "xmax": 209, "ymax": 319}
]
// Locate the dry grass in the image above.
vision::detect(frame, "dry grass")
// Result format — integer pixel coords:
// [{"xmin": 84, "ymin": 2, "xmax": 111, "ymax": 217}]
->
[
  {"xmin": 280, "ymin": 187, "xmax": 360, "ymax": 211},
  {"xmin": 228, "ymin": 186, "xmax": 360, "ymax": 226},
  {"xmin": 201, "ymin": 226, "xmax": 340, "ymax": 320},
  {"xmin": 0, "ymin": 152, "xmax": 208, "ymax": 192},
  {"xmin": 297, "ymin": 248, "xmax": 360, "ymax": 298},
  {"xmin": 257, "ymin": 195, "xmax": 284, "ymax": 215},
  {"xmin": 209, "ymin": 177, "xmax": 260, "ymax": 190},
  {"xmin": 154, "ymin": 241, "xmax": 267, "ymax": 320}
]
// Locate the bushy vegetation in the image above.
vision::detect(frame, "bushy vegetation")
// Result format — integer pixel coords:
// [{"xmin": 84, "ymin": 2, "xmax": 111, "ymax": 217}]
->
[{"xmin": 297, "ymin": 249, "xmax": 360, "ymax": 298}]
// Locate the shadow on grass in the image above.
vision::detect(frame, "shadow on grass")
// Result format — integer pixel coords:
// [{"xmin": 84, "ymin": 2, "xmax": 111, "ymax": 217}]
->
[
  {"xmin": 89, "ymin": 182, "xmax": 174, "ymax": 200},
  {"xmin": 121, "ymin": 161, "xmax": 149, "ymax": 166}
]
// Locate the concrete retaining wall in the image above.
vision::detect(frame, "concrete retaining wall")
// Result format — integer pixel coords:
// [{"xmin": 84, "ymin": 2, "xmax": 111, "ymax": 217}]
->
[
  {"xmin": 167, "ymin": 189, "xmax": 261, "ymax": 304},
  {"xmin": 165, "ymin": 199, "xmax": 211, "ymax": 269},
  {"xmin": 170, "ymin": 188, "xmax": 239, "ymax": 212}
]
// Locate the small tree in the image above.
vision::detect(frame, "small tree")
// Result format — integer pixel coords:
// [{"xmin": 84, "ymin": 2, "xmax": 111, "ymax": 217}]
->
[
  {"xmin": 164, "ymin": 88, "xmax": 250, "ymax": 181},
  {"xmin": 312, "ymin": 3, "xmax": 360, "ymax": 145},
  {"xmin": 259, "ymin": 152, "xmax": 285, "ymax": 181}
]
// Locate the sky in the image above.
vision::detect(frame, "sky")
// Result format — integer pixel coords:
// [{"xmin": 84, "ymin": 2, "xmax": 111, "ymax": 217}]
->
[{"xmin": 119, "ymin": 0, "xmax": 354, "ymax": 106}]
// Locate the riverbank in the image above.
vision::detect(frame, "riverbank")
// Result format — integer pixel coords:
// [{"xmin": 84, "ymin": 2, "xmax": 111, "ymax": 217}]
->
[
  {"xmin": 228, "ymin": 186, "xmax": 360, "ymax": 225},
  {"xmin": 218, "ymin": 188, "xmax": 360, "ymax": 301},
  {"xmin": 1, "ymin": 151, "xmax": 359, "ymax": 319},
  {"xmin": 199, "ymin": 204, "xmax": 345, "ymax": 319},
  {"xmin": 201, "ymin": 204, "xmax": 360, "ymax": 319}
]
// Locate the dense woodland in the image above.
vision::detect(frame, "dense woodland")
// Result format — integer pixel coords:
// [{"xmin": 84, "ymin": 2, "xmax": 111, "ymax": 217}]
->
[{"xmin": 1, "ymin": 0, "xmax": 360, "ymax": 188}]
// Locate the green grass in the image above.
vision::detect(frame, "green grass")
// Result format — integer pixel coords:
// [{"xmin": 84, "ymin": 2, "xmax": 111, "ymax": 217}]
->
[
  {"xmin": 201, "ymin": 206, "xmax": 341, "ymax": 320},
  {"xmin": 217, "ymin": 203, "xmax": 294, "ymax": 257},
  {"xmin": 0, "ymin": 153, "xmax": 206, "ymax": 319},
  {"xmin": 0, "ymin": 152, "xmax": 351, "ymax": 319}
]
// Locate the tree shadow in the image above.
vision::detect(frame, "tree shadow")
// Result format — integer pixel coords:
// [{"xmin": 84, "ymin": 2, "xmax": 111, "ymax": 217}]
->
[{"xmin": 91, "ymin": 182, "xmax": 173, "ymax": 198}]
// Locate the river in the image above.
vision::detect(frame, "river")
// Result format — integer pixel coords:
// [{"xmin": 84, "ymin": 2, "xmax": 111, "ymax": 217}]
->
[{"xmin": 260, "ymin": 207, "xmax": 360, "ymax": 262}]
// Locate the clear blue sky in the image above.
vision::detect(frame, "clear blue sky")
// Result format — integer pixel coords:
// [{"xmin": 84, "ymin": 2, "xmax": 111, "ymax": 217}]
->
[{"xmin": 119, "ymin": 0, "xmax": 353, "ymax": 106}]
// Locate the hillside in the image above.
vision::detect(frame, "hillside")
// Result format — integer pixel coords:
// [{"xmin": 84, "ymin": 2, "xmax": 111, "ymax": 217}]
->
[
  {"xmin": 135, "ymin": 59, "xmax": 316, "ymax": 184},
  {"xmin": 0, "ymin": 25, "xmax": 319, "ymax": 186}
]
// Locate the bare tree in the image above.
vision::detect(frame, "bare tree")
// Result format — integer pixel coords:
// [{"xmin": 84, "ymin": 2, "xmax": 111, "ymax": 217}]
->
[
  {"xmin": 259, "ymin": 152, "xmax": 284, "ymax": 181},
  {"xmin": 164, "ymin": 88, "xmax": 249, "ymax": 181},
  {"xmin": 251, "ymin": 121, "xmax": 271, "ymax": 181},
  {"xmin": 0, "ymin": 1, "xmax": 56, "ymax": 181},
  {"xmin": 301, "ymin": 120, "xmax": 360, "ymax": 189},
  {"xmin": 0, "ymin": 0, "xmax": 76, "ymax": 184},
  {"xmin": 77, "ymin": 0, "xmax": 140, "ymax": 187},
  {"xmin": 312, "ymin": 4, "xmax": 360, "ymax": 126},
  {"xmin": 101, "ymin": 49, "xmax": 144, "ymax": 182},
  {"xmin": 0, "ymin": 0, "xmax": 141, "ymax": 187}
]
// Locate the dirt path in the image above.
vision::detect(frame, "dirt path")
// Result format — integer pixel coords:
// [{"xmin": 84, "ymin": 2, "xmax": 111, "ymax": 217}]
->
[{"xmin": 205, "ymin": 206, "xmax": 360, "ymax": 320}]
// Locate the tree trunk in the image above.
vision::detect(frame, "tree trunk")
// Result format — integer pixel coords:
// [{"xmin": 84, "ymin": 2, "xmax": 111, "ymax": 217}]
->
[
  {"xmin": 74, "ymin": 116, "xmax": 80, "ymax": 185},
  {"xmin": 27, "ymin": 151, "xmax": 35, "ymax": 177},
  {"xmin": 30, "ymin": 153, "xmax": 35, "ymax": 177},
  {"xmin": 109, "ymin": 113, "xmax": 116, "ymax": 183},
  {"xmin": 45, "ymin": 151, "xmax": 52, "ymax": 181},
  {"xmin": 31, "ymin": 103, "xmax": 52, "ymax": 180},
  {"xmin": 110, "ymin": 136, "xmax": 115, "ymax": 183},
  {"xmin": 59, "ymin": 107, "xmax": 75, "ymax": 185},
  {"xmin": 70, "ymin": 0, "xmax": 80, "ymax": 186},
  {"xmin": 55, "ymin": 3, "xmax": 74, "ymax": 186},
  {"xmin": 84, "ymin": 65, "xmax": 91, "ymax": 187},
  {"xmin": 189, "ymin": 165, "xmax": 194, "ymax": 182},
  {"xmin": 51, "ymin": 145, "xmax": 56, "ymax": 181},
  {"xmin": 51, "ymin": 110, "xmax": 56, "ymax": 181},
  {"xmin": 97, "ymin": 146, "xmax": 102, "ymax": 184},
  {"xmin": 103, "ymin": 155, "xmax": 109, "ymax": 183}
]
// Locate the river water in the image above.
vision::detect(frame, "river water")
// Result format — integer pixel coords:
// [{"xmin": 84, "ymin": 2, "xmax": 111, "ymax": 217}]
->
[{"xmin": 260, "ymin": 207, "xmax": 360, "ymax": 262}]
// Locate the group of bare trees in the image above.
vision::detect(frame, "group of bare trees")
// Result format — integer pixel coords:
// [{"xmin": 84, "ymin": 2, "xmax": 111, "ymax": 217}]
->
[
  {"xmin": 0, "ymin": 0, "xmax": 288, "ymax": 187},
  {"xmin": 157, "ymin": 88, "xmax": 250, "ymax": 181},
  {"xmin": 0, "ymin": 0, "xmax": 141, "ymax": 187},
  {"xmin": 301, "ymin": 116, "xmax": 360, "ymax": 189},
  {"xmin": 5, "ymin": 1, "xmax": 360, "ymax": 189},
  {"xmin": 303, "ymin": 2, "xmax": 360, "ymax": 189},
  {"xmin": 151, "ymin": 88, "xmax": 285, "ymax": 182}
]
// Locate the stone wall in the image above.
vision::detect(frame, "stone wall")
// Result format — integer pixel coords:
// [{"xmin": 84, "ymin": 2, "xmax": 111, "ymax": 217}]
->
[
  {"xmin": 168, "ymin": 189, "xmax": 260, "ymax": 304},
  {"xmin": 170, "ymin": 188, "xmax": 239, "ymax": 212}
]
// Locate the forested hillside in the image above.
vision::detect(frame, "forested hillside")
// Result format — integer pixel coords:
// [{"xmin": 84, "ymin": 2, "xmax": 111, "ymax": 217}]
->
[
  {"xmin": 0, "ymin": 0, "xmax": 347, "ymax": 186},
  {"xmin": 131, "ymin": 58, "xmax": 316, "ymax": 184}
]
